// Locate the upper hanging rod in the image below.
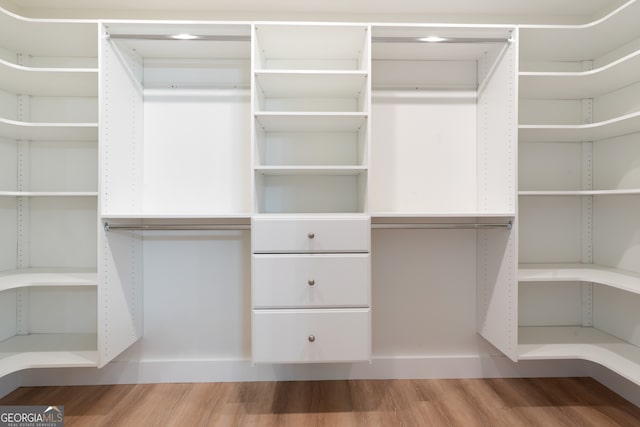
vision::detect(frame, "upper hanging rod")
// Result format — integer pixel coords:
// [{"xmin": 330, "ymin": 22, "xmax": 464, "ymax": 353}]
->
[
  {"xmin": 372, "ymin": 221, "xmax": 512, "ymax": 230},
  {"xmin": 371, "ymin": 36, "xmax": 511, "ymax": 44},
  {"xmin": 108, "ymin": 34, "xmax": 250, "ymax": 41},
  {"xmin": 104, "ymin": 222, "xmax": 250, "ymax": 231},
  {"xmin": 107, "ymin": 34, "xmax": 509, "ymax": 44}
]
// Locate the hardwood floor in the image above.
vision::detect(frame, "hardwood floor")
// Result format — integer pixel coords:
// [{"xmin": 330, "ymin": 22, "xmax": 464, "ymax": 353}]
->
[{"xmin": 1, "ymin": 377, "xmax": 639, "ymax": 426}]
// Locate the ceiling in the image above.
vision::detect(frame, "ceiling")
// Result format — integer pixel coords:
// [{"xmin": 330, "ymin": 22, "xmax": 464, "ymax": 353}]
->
[{"xmin": 7, "ymin": 0, "xmax": 626, "ymax": 23}]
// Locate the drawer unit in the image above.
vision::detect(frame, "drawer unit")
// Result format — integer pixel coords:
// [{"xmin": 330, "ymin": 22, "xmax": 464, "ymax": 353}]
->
[
  {"xmin": 252, "ymin": 215, "xmax": 370, "ymax": 253},
  {"xmin": 252, "ymin": 308, "xmax": 371, "ymax": 363},
  {"xmin": 252, "ymin": 254, "xmax": 370, "ymax": 308}
]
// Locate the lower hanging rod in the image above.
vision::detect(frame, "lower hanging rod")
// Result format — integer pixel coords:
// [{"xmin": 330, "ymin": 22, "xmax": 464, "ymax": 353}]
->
[
  {"xmin": 372, "ymin": 221, "xmax": 512, "ymax": 230},
  {"xmin": 104, "ymin": 222, "xmax": 249, "ymax": 231}
]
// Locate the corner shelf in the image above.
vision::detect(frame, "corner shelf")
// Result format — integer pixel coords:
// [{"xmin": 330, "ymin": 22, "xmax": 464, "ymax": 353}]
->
[
  {"xmin": 519, "ymin": 0, "xmax": 640, "ymax": 62},
  {"xmin": 0, "ymin": 118, "xmax": 98, "ymax": 141},
  {"xmin": 519, "ymin": 49, "xmax": 640, "ymax": 99},
  {"xmin": 518, "ymin": 326, "xmax": 640, "ymax": 387},
  {"xmin": 0, "ymin": 269, "xmax": 97, "ymax": 293},
  {"xmin": 0, "ymin": 6, "xmax": 97, "ymax": 58},
  {"xmin": 0, "ymin": 59, "xmax": 98, "ymax": 96},
  {"xmin": 519, "ymin": 263, "xmax": 640, "ymax": 295},
  {"xmin": 0, "ymin": 333, "xmax": 98, "ymax": 378},
  {"xmin": 518, "ymin": 111, "xmax": 640, "ymax": 142}
]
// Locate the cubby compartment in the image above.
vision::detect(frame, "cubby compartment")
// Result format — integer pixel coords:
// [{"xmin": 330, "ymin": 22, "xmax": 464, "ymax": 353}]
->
[
  {"xmin": 0, "ymin": 286, "xmax": 98, "ymax": 377},
  {"xmin": 254, "ymin": 171, "xmax": 367, "ymax": 214},
  {"xmin": 101, "ymin": 22, "xmax": 252, "ymax": 217},
  {"xmin": 253, "ymin": 24, "xmax": 369, "ymax": 71},
  {"xmin": 370, "ymin": 25, "xmax": 516, "ymax": 217}
]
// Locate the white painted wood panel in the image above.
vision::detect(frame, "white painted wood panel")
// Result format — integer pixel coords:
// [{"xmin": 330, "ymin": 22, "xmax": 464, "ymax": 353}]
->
[
  {"xmin": 252, "ymin": 308, "xmax": 371, "ymax": 363},
  {"xmin": 252, "ymin": 254, "xmax": 370, "ymax": 308},
  {"xmin": 252, "ymin": 215, "xmax": 370, "ymax": 253}
]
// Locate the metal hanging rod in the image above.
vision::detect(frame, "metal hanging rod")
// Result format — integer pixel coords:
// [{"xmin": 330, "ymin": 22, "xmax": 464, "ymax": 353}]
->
[
  {"xmin": 372, "ymin": 221, "xmax": 512, "ymax": 230},
  {"xmin": 108, "ymin": 34, "xmax": 250, "ymax": 41},
  {"xmin": 104, "ymin": 222, "xmax": 250, "ymax": 231},
  {"xmin": 371, "ymin": 37, "xmax": 511, "ymax": 44},
  {"xmin": 107, "ymin": 34, "xmax": 509, "ymax": 44}
]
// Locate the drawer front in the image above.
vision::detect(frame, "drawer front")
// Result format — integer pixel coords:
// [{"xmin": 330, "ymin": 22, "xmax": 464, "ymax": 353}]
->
[
  {"xmin": 252, "ymin": 309, "xmax": 371, "ymax": 363},
  {"xmin": 252, "ymin": 216, "xmax": 370, "ymax": 253},
  {"xmin": 252, "ymin": 254, "xmax": 370, "ymax": 308}
]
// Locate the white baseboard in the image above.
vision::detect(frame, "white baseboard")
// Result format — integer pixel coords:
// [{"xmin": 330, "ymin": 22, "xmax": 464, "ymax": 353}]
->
[
  {"xmin": 10, "ymin": 354, "xmax": 590, "ymax": 388},
  {"xmin": 3, "ymin": 355, "xmax": 637, "ymax": 407},
  {"xmin": 0, "ymin": 371, "xmax": 20, "ymax": 399},
  {"xmin": 589, "ymin": 363, "xmax": 640, "ymax": 407}
]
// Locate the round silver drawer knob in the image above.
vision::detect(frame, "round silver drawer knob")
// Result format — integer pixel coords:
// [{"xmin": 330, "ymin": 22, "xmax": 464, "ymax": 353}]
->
[
  {"xmin": 308, "ymin": 335, "xmax": 316, "ymax": 343},
  {"xmin": 308, "ymin": 232, "xmax": 315, "ymax": 239},
  {"xmin": 308, "ymin": 279, "xmax": 315, "ymax": 286}
]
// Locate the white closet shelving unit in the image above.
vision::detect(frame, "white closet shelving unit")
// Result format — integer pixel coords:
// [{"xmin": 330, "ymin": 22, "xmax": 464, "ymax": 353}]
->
[
  {"xmin": 369, "ymin": 25, "xmax": 519, "ymax": 359},
  {"xmin": 99, "ymin": 21, "xmax": 252, "ymax": 364},
  {"xmin": 0, "ymin": 7, "xmax": 99, "ymax": 375},
  {"xmin": 251, "ymin": 23, "xmax": 372, "ymax": 363},
  {"xmin": 518, "ymin": 0, "xmax": 640, "ymax": 386}
]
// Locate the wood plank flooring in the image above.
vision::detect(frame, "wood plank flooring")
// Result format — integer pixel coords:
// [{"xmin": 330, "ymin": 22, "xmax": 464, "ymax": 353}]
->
[{"xmin": 1, "ymin": 377, "xmax": 639, "ymax": 426}]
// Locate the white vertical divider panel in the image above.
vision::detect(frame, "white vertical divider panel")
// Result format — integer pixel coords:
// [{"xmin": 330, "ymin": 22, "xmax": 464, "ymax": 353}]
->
[
  {"xmin": 476, "ymin": 28, "xmax": 518, "ymax": 361},
  {"xmin": 98, "ymin": 226, "xmax": 143, "ymax": 367},
  {"xmin": 99, "ymin": 26, "xmax": 144, "ymax": 215},
  {"xmin": 98, "ymin": 24, "xmax": 144, "ymax": 366},
  {"xmin": 476, "ymin": 32, "xmax": 517, "ymax": 215}
]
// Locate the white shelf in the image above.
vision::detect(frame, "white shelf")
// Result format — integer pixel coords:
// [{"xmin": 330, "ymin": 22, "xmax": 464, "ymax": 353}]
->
[
  {"xmin": 0, "ymin": 333, "xmax": 97, "ymax": 378},
  {"xmin": 0, "ymin": 7, "xmax": 97, "ymax": 58},
  {"xmin": 519, "ymin": 189, "xmax": 640, "ymax": 196},
  {"xmin": 519, "ymin": 49, "xmax": 640, "ymax": 99},
  {"xmin": 0, "ymin": 118, "xmax": 98, "ymax": 141},
  {"xmin": 0, "ymin": 191, "xmax": 98, "ymax": 197},
  {"xmin": 254, "ymin": 166, "xmax": 367, "ymax": 176},
  {"xmin": 519, "ymin": 263, "xmax": 640, "ymax": 295},
  {"xmin": 518, "ymin": 326, "xmax": 640, "ymax": 386},
  {"xmin": 254, "ymin": 70, "xmax": 367, "ymax": 98},
  {"xmin": 255, "ymin": 112, "xmax": 367, "ymax": 132},
  {"xmin": 519, "ymin": 111, "xmax": 640, "ymax": 142},
  {"xmin": 0, "ymin": 268, "xmax": 97, "ymax": 293},
  {"xmin": 519, "ymin": 0, "xmax": 640, "ymax": 62},
  {"xmin": 0, "ymin": 59, "xmax": 98, "ymax": 96},
  {"xmin": 101, "ymin": 213, "xmax": 251, "ymax": 221}
]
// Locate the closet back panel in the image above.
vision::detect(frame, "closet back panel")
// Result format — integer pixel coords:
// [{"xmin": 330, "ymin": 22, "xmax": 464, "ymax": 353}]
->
[
  {"xmin": 28, "ymin": 197, "xmax": 97, "ymax": 268},
  {"xmin": 0, "ymin": 292, "xmax": 17, "ymax": 341},
  {"xmin": 518, "ymin": 282, "xmax": 584, "ymax": 326},
  {"xmin": 593, "ymin": 134, "xmax": 640, "ymax": 190},
  {"xmin": 593, "ymin": 285, "xmax": 640, "ymax": 347},
  {"xmin": 28, "ymin": 287, "xmax": 97, "ymax": 334},
  {"xmin": 371, "ymin": 90, "xmax": 477, "ymax": 213},
  {"xmin": 142, "ymin": 90, "xmax": 250, "ymax": 214},
  {"xmin": 519, "ymin": 196, "xmax": 584, "ymax": 263},
  {"xmin": 593, "ymin": 195, "xmax": 640, "ymax": 272},
  {"xmin": 0, "ymin": 198, "xmax": 17, "ymax": 270},
  {"xmin": 28, "ymin": 141, "xmax": 97, "ymax": 192},
  {"xmin": 519, "ymin": 142, "xmax": 583, "ymax": 191},
  {"xmin": 0, "ymin": 138, "xmax": 16, "ymax": 190}
]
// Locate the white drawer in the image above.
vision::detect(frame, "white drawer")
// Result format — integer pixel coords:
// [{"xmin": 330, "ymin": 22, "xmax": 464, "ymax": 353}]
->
[
  {"xmin": 252, "ymin": 215, "xmax": 370, "ymax": 253},
  {"xmin": 252, "ymin": 308, "xmax": 371, "ymax": 363},
  {"xmin": 252, "ymin": 254, "xmax": 370, "ymax": 308}
]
